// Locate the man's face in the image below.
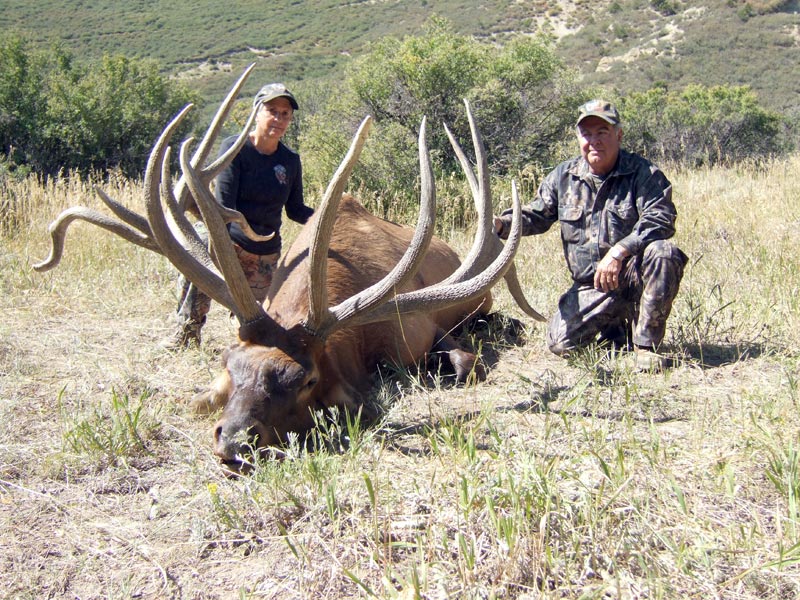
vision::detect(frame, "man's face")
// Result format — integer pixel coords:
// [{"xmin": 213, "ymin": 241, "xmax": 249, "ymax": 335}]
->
[
  {"xmin": 577, "ymin": 116, "xmax": 622, "ymax": 176},
  {"xmin": 257, "ymin": 97, "xmax": 294, "ymax": 141}
]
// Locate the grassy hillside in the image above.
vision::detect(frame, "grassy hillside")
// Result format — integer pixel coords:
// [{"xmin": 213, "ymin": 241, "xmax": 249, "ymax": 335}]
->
[
  {"xmin": 0, "ymin": 0, "xmax": 560, "ymax": 106},
  {"xmin": 3, "ymin": 0, "xmax": 799, "ymax": 116}
]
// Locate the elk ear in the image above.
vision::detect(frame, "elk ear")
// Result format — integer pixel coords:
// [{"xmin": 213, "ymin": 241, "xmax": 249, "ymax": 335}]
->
[{"xmin": 190, "ymin": 369, "xmax": 232, "ymax": 414}]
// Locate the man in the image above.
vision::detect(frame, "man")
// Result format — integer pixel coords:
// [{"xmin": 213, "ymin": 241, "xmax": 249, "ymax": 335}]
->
[
  {"xmin": 163, "ymin": 83, "xmax": 314, "ymax": 349},
  {"xmin": 493, "ymin": 99, "xmax": 687, "ymax": 371}
]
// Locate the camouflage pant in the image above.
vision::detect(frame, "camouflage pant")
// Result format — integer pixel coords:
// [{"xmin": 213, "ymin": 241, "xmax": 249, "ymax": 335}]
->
[
  {"xmin": 547, "ymin": 240, "xmax": 688, "ymax": 355},
  {"xmin": 175, "ymin": 244, "xmax": 279, "ymax": 327}
]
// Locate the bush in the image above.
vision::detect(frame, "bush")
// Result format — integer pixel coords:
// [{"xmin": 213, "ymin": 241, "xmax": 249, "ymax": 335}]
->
[
  {"xmin": 0, "ymin": 33, "xmax": 198, "ymax": 179},
  {"xmin": 619, "ymin": 84, "xmax": 791, "ymax": 166},
  {"xmin": 299, "ymin": 17, "xmax": 585, "ymax": 204}
]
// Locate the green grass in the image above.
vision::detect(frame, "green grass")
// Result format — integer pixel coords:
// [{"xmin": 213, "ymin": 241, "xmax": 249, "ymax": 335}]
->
[{"xmin": 60, "ymin": 388, "xmax": 159, "ymax": 468}]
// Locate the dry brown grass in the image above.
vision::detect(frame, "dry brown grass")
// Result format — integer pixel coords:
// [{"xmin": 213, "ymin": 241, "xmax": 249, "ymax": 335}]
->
[{"xmin": 1, "ymin": 156, "xmax": 799, "ymax": 598}]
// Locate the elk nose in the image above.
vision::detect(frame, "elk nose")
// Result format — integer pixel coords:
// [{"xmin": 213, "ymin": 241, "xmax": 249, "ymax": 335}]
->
[{"xmin": 212, "ymin": 414, "xmax": 256, "ymax": 463}]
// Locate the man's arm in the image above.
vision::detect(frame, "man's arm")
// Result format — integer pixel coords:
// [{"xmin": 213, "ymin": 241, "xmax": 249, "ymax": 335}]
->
[
  {"xmin": 596, "ymin": 159, "xmax": 675, "ymax": 292},
  {"xmin": 616, "ymin": 166, "xmax": 677, "ymax": 256}
]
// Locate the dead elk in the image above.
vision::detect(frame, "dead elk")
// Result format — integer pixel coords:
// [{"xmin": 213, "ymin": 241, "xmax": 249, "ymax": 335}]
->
[{"xmin": 34, "ymin": 65, "xmax": 543, "ymax": 470}]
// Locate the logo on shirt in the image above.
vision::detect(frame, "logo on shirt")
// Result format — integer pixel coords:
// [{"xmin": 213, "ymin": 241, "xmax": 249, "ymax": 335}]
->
[{"xmin": 274, "ymin": 164, "xmax": 288, "ymax": 185}]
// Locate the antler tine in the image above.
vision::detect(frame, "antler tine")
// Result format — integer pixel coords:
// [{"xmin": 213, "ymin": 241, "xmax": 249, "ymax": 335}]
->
[
  {"xmin": 202, "ymin": 106, "xmax": 258, "ymax": 184},
  {"xmin": 439, "ymin": 99, "xmax": 494, "ymax": 284},
  {"xmin": 304, "ymin": 116, "xmax": 373, "ymax": 333},
  {"xmin": 502, "ymin": 261, "xmax": 545, "ymax": 321},
  {"xmin": 444, "ymin": 99, "xmax": 545, "ymax": 321},
  {"xmin": 33, "ymin": 172, "xmax": 164, "ymax": 272},
  {"xmin": 160, "ymin": 145, "xmax": 212, "ymax": 257},
  {"xmin": 179, "ymin": 138, "xmax": 267, "ymax": 324},
  {"xmin": 93, "ymin": 186, "xmax": 153, "ymax": 236},
  {"xmin": 176, "ymin": 63, "xmax": 258, "ymax": 214},
  {"xmin": 317, "ymin": 116, "xmax": 438, "ymax": 337},
  {"xmin": 345, "ymin": 179, "xmax": 526, "ymax": 328},
  {"xmin": 32, "ymin": 206, "xmax": 160, "ymax": 272},
  {"xmin": 164, "ymin": 138, "xmax": 274, "ymax": 249}
]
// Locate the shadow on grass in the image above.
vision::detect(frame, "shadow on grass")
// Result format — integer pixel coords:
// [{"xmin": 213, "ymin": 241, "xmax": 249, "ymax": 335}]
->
[
  {"xmin": 363, "ymin": 311, "xmax": 531, "ymax": 456},
  {"xmin": 415, "ymin": 311, "xmax": 530, "ymax": 385},
  {"xmin": 320, "ymin": 320, "xmax": 778, "ymax": 457},
  {"xmin": 507, "ymin": 397, "xmax": 684, "ymax": 424},
  {"xmin": 680, "ymin": 341, "xmax": 770, "ymax": 368}
]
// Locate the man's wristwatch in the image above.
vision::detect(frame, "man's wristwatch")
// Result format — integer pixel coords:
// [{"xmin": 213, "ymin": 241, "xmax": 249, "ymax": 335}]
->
[{"xmin": 609, "ymin": 246, "xmax": 626, "ymax": 261}]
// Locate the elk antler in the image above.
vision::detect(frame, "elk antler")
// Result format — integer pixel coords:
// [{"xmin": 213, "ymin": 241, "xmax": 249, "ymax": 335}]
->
[
  {"xmin": 33, "ymin": 65, "xmax": 279, "ymax": 325},
  {"xmin": 304, "ymin": 116, "xmax": 375, "ymax": 333},
  {"xmin": 441, "ymin": 99, "xmax": 545, "ymax": 321},
  {"xmin": 302, "ymin": 105, "xmax": 527, "ymax": 339},
  {"xmin": 303, "ymin": 115, "xmax": 438, "ymax": 335}
]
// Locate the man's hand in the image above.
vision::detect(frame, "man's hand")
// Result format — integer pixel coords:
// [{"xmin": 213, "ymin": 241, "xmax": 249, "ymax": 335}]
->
[{"xmin": 594, "ymin": 247, "xmax": 626, "ymax": 292}]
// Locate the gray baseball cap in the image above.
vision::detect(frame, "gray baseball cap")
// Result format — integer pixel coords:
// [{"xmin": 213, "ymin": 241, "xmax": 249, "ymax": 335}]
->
[
  {"xmin": 253, "ymin": 83, "xmax": 299, "ymax": 110},
  {"xmin": 576, "ymin": 99, "xmax": 620, "ymax": 126}
]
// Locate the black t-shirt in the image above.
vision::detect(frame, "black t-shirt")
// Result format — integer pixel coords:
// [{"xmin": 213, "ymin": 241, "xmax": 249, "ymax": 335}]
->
[{"xmin": 214, "ymin": 136, "xmax": 313, "ymax": 255}]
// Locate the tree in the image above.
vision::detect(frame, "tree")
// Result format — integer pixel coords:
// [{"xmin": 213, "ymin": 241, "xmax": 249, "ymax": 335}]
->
[
  {"xmin": 0, "ymin": 34, "xmax": 59, "ymax": 174},
  {"xmin": 299, "ymin": 18, "xmax": 584, "ymax": 204}
]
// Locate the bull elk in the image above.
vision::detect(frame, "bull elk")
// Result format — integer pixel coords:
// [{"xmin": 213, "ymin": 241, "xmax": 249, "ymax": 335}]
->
[{"xmin": 34, "ymin": 64, "xmax": 543, "ymax": 471}]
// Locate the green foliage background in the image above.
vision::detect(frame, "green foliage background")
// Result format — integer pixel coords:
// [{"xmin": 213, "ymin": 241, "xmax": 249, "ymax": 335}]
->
[
  {"xmin": 0, "ymin": 0, "xmax": 798, "ymax": 197},
  {"xmin": 619, "ymin": 85, "xmax": 790, "ymax": 165},
  {"xmin": 298, "ymin": 18, "xmax": 586, "ymax": 206},
  {"xmin": 0, "ymin": 35, "xmax": 198, "ymax": 178},
  {"xmin": 2, "ymin": 0, "xmax": 798, "ymax": 114}
]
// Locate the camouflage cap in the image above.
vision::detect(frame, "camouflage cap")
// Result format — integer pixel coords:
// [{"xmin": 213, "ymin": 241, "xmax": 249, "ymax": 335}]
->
[
  {"xmin": 576, "ymin": 99, "xmax": 620, "ymax": 126},
  {"xmin": 253, "ymin": 83, "xmax": 299, "ymax": 110}
]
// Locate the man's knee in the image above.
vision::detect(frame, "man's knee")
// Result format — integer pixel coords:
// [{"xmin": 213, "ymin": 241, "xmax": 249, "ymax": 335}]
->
[
  {"xmin": 643, "ymin": 240, "xmax": 688, "ymax": 265},
  {"xmin": 546, "ymin": 320, "xmax": 575, "ymax": 356}
]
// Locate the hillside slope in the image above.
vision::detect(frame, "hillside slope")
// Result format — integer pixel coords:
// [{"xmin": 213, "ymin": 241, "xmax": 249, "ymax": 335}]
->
[
  {"xmin": 559, "ymin": 0, "xmax": 800, "ymax": 114},
  {"xmin": 2, "ymin": 0, "xmax": 799, "ymax": 114}
]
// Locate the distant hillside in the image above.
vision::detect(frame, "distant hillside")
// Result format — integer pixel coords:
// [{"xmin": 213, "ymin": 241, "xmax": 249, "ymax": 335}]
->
[
  {"xmin": 3, "ymin": 0, "xmax": 799, "ymax": 115},
  {"xmin": 558, "ymin": 0, "xmax": 800, "ymax": 115}
]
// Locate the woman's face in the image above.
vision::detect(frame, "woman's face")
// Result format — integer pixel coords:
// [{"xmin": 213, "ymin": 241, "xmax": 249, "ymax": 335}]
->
[
  {"xmin": 256, "ymin": 97, "xmax": 294, "ymax": 141},
  {"xmin": 577, "ymin": 116, "xmax": 622, "ymax": 176}
]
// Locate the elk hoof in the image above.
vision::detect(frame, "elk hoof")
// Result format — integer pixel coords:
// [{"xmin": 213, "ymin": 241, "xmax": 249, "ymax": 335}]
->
[{"xmin": 450, "ymin": 349, "xmax": 486, "ymax": 383}]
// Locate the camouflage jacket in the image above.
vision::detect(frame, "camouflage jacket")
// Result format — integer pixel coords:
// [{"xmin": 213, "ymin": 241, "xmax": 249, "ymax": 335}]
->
[{"xmin": 498, "ymin": 149, "xmax": 677, "ymax": 284}]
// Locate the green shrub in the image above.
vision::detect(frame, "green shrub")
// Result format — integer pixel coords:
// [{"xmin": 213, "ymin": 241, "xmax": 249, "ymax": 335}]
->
[
  {"xmin": 737, "ymin": 3, "xmax": 755, "ymax": 20},
  {"xmin": 619, "ymin": 84, "xmax": 790, "ymax": 166},
  {"xmin": 299, "ymin": 17, "xmax": 584, "ymax": 204},
  {"xmin": 0, "ymin": 33, "xmax": 198, "ymax": 178},
  {"xmin": 650, "ymin": 0, "xmax": 677, "ymax": 15}
]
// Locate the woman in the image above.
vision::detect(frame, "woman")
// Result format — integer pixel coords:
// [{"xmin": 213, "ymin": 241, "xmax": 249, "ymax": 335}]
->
[{"xmin": 164, "ymin": 83, "xmax": 314, "ymax": 349}]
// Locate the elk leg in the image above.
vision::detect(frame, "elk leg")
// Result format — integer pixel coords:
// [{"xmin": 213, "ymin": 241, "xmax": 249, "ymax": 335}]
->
[{"xmin": 432, "ymin": 327, "xmax": 486, "ymax": 382}]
